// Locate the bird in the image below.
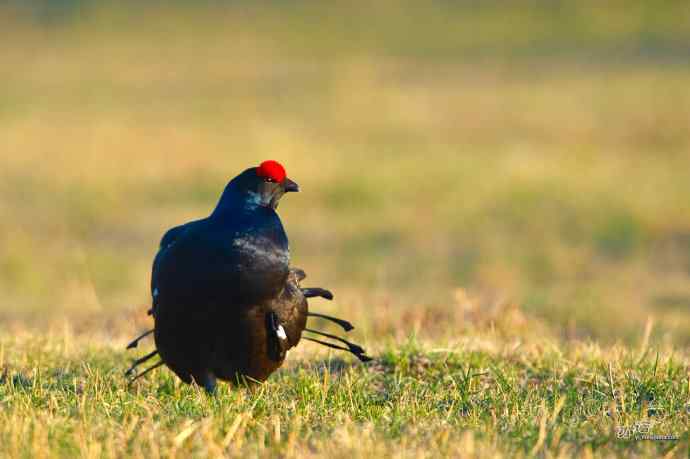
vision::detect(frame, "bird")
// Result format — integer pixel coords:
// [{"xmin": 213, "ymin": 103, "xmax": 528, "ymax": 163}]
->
[{"xmin": 125, "ymin": 160, "xmax": 370, "ymax": 393}]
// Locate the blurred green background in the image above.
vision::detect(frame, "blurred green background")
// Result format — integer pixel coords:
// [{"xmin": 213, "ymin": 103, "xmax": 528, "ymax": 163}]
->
[{"xmin": 1, "ymin": 0, "xmax": 689, "ymax": 346}]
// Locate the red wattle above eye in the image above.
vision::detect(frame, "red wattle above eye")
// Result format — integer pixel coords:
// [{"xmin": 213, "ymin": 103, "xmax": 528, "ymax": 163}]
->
[{"xmin": 257, "ymin": 160, "xmax": 287, "ymax": 183}]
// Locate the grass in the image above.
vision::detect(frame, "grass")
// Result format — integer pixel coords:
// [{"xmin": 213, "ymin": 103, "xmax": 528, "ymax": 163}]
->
[
  {"xmin": 1, "ymin": 330, "xmax": 688, "ymax": 457},
  {"xmin": 1, "ymin": 1, "xmax": 690, "ymax": 457}
]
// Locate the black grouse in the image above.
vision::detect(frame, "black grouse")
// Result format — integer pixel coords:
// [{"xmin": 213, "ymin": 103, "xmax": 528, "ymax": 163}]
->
[{"xmin": 126, "ymin": 160, "xmax": 370, "ymax": 393}]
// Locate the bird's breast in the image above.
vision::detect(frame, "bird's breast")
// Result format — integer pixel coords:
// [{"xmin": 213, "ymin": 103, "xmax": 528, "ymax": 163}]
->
[
  {"xmin": 225, "ymin": 232, "xmax": 290, "ymax": 302},
  {"xmin": 231, "ymin": 235, "xmax": 289, "ymax": 268}
]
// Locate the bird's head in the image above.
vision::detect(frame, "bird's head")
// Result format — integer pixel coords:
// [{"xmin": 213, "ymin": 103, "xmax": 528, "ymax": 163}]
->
[
  {"xmin": 254, "ymin": 160, "xmax": 299, "ymax": 209},
  {"xmin": 215, "ymin": 160, "xmax": 299, "ymax": 214}
]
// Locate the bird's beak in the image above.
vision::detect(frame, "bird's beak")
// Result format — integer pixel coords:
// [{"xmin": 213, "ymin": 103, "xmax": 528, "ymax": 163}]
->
[
  {"xmin": 262, "ymin": 178, "xmax": 299, "ymax": 209},
  {"xmin": 283, "ymin": 178, "xmax": 299, "ymax": 193}
]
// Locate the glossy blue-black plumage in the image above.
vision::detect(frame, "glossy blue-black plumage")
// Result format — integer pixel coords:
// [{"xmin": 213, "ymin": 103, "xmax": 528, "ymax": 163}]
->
[{"xmin": 150, "ymin": 167, "xmax": 298, "ymax": 390}]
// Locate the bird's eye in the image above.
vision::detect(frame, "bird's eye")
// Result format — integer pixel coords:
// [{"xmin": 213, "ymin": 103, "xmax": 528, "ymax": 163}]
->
[{"xmin": 265, "ymin": 177, "xmax": 275, "ymax": 183}]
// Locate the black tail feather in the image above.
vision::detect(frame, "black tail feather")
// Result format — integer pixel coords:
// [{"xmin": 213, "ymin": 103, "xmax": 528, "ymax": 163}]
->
[
  {"xmin": 127, "ymin": 361, "xmax": 164, "ymax": 387},
  {"xmin": 302, "ymin": 336, "xmax": 373, "ymax": 362},
  {"xmin": 125, "ymin": 349, "xmax": 159, "ymax": 377},
  {"xmin": 302, "ymin": 288, "xmax": 334, "ymax": 301},
  {"xmin": 293, "ymin": 268, "xmax": 307, "ymax": 282},
  {"xmin": 306, "ymin": 312, "xmax": 354, "ymax": 332},
  {"xmin": 126, "ymin": 329, "xmax": 154, "ymax": 349},
  {"xmin": 305, "ymin": 328, "xmax": 366, "ymax": 355}
]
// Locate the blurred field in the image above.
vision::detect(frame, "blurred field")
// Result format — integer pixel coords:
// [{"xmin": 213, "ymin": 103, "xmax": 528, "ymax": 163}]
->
[{"xmin": 1, "ymin": 1, "xmax": 690, "ymax": 457}]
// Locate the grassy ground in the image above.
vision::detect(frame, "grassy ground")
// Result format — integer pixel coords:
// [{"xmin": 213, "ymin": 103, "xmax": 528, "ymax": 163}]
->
[
  {"xmin": 1, "ymin": 1, "xmax": 690, "ymax": 457},
  {"xmin": 1, "ymin": 329, "xmax": 688, "ymax": 458}
]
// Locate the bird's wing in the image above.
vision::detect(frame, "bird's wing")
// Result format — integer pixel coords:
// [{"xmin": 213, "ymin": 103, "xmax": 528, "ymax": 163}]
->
[
  {"xmin": 152, "ymin": 224, "xmax": 184, "ymax": 287},
  {"xmin": 274, "ymin": 270, "xmax": 308, "ymax": 349},
  {"xmin": 159, "ymin": 224, "xmax": 187, "ymax": 250},
  {"xmin": 150, "ymin": 220, "xmax": 202, "ymax": 315}
]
